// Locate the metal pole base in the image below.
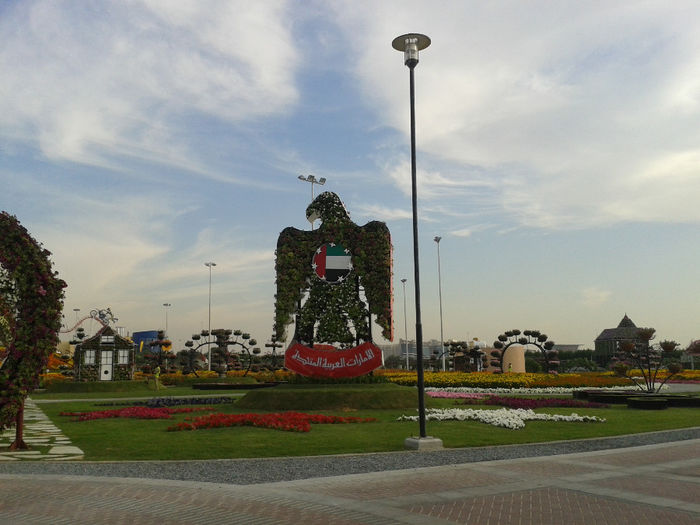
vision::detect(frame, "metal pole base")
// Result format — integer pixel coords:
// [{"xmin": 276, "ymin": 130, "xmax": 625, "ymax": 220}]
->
[{"xmin": 404, "ymin": 436, "xmax": 444, "ymax": 451}]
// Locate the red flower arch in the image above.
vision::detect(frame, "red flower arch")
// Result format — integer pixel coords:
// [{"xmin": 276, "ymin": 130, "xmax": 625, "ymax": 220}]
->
[{"xmin": 0, "ymin": 212, "xmax": 65, "ymax": 441}]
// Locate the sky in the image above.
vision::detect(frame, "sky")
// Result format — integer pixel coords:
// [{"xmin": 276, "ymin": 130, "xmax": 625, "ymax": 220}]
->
[{"xmin": 1, "ymin": 1, "xmax": 698, "ymax": 352}]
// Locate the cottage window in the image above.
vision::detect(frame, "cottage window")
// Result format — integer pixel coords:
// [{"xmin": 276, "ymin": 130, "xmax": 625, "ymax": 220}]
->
[
  {"xmin": 118, "ymin": 349, "xmax": 129, "ymax": 365},
  {"xmin": 101, "ymin": 335, "xmax": 115, "ymax": 344},
  {"xmin": 84, "ymin": 350, "xmax": 95, "ymax": 364}
]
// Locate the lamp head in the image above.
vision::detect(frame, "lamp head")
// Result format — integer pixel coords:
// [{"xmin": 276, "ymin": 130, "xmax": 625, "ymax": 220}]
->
[
  {"xmin": 434, "ymin": 236, "xmax": 442, "ymax": 243},
  {"xmin": 392, "ymin": 33, "xmax": 431, "ymax": 67}
]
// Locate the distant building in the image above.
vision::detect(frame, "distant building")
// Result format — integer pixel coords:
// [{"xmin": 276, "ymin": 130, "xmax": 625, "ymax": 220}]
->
[
  {"xmin": 132, "ymin": 330, "xmax": 160, "ymax": 353},
  {"xmin": 594, "ymin": 314, "xmax": 643, "ymax": 365}
]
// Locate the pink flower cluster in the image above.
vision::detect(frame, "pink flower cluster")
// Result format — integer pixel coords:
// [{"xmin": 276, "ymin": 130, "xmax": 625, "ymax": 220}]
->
[{"xmin": 168, "ymin": 411, "xmax": 377, "ymax": 433}]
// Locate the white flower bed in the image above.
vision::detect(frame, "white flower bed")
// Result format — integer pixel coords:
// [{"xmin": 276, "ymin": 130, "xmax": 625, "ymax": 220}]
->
[
  {"xmin": 425, "ymin": 385, "xmax": 667, "ymax": 395},
  {"xmin": 398, "ymin": 408, "xmax": 606, "ymax": 430}
]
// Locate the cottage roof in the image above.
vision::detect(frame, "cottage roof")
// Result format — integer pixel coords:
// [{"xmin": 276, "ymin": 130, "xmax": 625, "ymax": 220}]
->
[
  {"xmin": 80, "ymin": 325, "xmax": 132, "ymax": 350},
  {"xmin": 595, "ymin": 314, "xmax": 641, "ymax": 342}
]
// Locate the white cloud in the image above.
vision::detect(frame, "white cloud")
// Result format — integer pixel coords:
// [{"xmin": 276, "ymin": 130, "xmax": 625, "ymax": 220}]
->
[
  {"xmin": 0, "ymin": 0, "xmax": 298, "ymax": 175},
  {"xmin": 331, "ymin": 1, "xmax": 700, "ymax": 229},
  {"xmin": 581, "ymin": 286, "xmax": 612, "ymax": 307}
]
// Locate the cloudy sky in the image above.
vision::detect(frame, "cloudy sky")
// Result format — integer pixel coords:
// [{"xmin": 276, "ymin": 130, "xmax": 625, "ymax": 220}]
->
[{"xmin": 1, "ymin": 1, "xmax": 698, "ymax": 351}]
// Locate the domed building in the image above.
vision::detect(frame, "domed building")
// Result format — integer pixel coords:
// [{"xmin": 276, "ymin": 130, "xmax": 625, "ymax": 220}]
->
[{"xmin": 593, "ymin": 314, "xmax": 643, "ymax": 366}]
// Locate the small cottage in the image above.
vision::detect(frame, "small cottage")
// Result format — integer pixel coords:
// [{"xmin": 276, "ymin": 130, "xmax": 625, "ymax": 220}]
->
[
  {"xmin": 73, "ymin": 325, "xmax": 134, "ymax": 381},
  {"xmin": 593, "ymin": 314, "xmax": 643, "ymax": 365}
]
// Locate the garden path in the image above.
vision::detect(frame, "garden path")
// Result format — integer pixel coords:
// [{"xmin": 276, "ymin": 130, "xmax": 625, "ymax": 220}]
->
[{"xmin": 0, "ymin": 399, "xmax": 83, "ymax": 461}]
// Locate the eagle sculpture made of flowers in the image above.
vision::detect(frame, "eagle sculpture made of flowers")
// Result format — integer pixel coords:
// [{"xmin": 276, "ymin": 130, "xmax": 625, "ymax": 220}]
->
[{"xmin": 274, "ymin": 192, "xmax": 392, "ymax": 377}]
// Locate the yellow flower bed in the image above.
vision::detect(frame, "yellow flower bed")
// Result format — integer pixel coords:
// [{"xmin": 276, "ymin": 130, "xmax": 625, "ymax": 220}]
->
[
  {"xmin": 377, "ymin": 370, "xmax": 635, "ymax": 388},
  {"xmin": 39, "ymin": 372, "xmax": 72, "ymax": 387}
]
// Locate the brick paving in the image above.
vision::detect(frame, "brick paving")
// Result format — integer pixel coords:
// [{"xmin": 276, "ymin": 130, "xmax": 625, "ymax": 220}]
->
[{"xmin": 0, "ymin": 438, "xmax": 698, "ymax": 524}]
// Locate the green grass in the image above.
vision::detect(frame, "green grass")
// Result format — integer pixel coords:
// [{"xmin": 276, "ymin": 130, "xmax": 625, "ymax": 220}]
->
[
  {"xmin": 32, "ymin": 380, "xmax": 251, "ymax": 400},
  {"xmin": 32, "ymin": 387, "xmax": 700, "ymax": 461},
  {"xmin": 235, "ymin": 383, "xmax": 422, "ymax": 410}
]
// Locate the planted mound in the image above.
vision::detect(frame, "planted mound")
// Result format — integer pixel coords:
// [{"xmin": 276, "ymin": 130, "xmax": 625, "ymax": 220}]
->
[{"xmin": 235, "ymin": 384, "xmax": 418, "ymax": 410}]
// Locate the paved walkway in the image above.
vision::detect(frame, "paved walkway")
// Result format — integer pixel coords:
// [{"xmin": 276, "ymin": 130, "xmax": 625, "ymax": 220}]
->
[
  {"xmin": 0, "ymin": 399, "xmax": 83, "ymax": 461},
  {"xmin": 0, "ymin": 438, "xmax": 698, "ymax": 524}
]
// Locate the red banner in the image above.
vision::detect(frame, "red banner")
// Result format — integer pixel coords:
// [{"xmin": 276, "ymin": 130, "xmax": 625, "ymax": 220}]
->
[{"xmin": 284, "ymin": 342, "xmax": 383, "ymax": 378}]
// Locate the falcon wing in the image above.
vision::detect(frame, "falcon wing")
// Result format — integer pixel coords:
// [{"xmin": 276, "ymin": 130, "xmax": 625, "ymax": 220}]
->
[
  {"xmin": 354, "ymin": 220, "xmax": 393, "ymax": 341},
  {"xmin": 274, "ymin": 226, "xmax": 321, "ymax": 342}
]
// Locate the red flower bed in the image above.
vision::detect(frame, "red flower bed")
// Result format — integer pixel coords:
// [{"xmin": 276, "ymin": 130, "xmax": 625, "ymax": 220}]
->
[
  {"xmin": 459, "ymin": 396, "xmax": 608, "ymax": 409},
  {"xmin": 168, "ymin": 411, "xmax": 377, "ymax": 433},
  {"xmin": 60, "ymin": 406, "xmax": 214, "ymax": 422}
]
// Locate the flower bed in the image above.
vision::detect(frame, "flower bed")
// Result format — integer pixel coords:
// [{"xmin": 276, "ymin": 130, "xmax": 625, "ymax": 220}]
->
[
  {"xmin": 379, "ymin": 371, "xmax": 634, "ymax": 389},
  {"xmin": 60, "ymin": 406, "xmax": 214, "ymax": 422},
  {"xmin": 397, "ymin": 408, "xmax": 606, "ymax": 430},
  {"xmin": 457, "ymin": 395, "xmax": 609, "ymax": 410},
  {"xmin": 168, "ymin": 411, "xmax": 377, "ymax": 433}
]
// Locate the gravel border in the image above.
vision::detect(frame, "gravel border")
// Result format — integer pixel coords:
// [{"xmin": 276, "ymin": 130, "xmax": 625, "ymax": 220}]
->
[{"xmin": 0, "ymin": 427, "xmax": 697, "ymax": 485}]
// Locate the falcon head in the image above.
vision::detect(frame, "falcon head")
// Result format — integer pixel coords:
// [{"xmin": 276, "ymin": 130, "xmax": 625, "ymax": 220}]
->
[{"xmin": 306, "ymin": 192, "xmax": 350, "ymax": 226}]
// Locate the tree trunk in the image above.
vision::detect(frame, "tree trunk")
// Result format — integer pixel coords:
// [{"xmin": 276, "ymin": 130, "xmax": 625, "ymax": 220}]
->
[{"xmin": 9, "ymin": 399, "xmax": 29, "ymax": 451}]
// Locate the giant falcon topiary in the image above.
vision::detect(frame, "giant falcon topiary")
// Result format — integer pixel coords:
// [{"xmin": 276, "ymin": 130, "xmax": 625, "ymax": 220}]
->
[{"xmin": 274, "ymin": 192, "xmax": 392, "ymax": 348}]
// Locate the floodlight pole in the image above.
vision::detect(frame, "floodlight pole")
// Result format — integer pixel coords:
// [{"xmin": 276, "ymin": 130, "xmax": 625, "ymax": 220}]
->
[
  {"xmin": 204, "ymin": 262, "xmax": 216, "ymax": 370},
  {"xmin": 434, "ymin": 236, "xmax": 445, "ymax": 371},
  {"xmin": 401, "ymin": 278, "xmax": 409, "ymax": 369}
]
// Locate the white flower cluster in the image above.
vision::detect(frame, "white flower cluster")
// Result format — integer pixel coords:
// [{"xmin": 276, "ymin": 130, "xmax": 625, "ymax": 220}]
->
[
  {"xmin": 397, "ymin": 408, "xmax": 606, "ymax": 430},
  {"xmin": 425, "ymin": 385, "xmax": 667, "ymax": 395}
]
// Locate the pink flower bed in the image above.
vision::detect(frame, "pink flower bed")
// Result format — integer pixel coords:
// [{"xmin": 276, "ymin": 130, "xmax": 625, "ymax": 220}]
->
[
  {"xmin": 426, "ymin": 392, "xmax": 488, "ymax": 399},
  {"xmin": 168, "ymin": 411, "xmax": 377, "ymax": 433},
  {"xmin": 458, "ymin": 396, "xmax": 608, "ymax": 409}
]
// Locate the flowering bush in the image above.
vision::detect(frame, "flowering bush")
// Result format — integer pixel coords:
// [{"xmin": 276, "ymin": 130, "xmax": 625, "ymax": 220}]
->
[
  {"xmin": 0, "ymin": 212, "xmax": 66, "ymax": 430},
  {"xmin": 60, "ymin": 406, "xmax": 214, "ymax": 422},
  {"xmin": 168, "ymin": 411, "xmax": 377, "ymax": 432},
  {"xmin": 397, "ymin": 408, "xmax": 606, "ymax": 430}
]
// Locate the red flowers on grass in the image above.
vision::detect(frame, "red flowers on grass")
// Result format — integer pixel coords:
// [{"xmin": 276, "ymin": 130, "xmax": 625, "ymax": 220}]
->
[
  {"xmin": 60, "ymin": 406, "xmax": 213, "ymax": 422},
  {"xmin": 167, "ymin": 411, "xmax": 377, "ymax": 432},
  {"xmin": 60, "ymin": 406, "xmax": 376, "ymax": 433}
]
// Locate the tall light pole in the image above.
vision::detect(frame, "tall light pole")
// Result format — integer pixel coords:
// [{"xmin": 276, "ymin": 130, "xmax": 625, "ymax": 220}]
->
[
  {"xmin": 298, "ymin": 175, "xmax": 327, "ymax": 230},
  {"xmin": 298, "ymin": 174, "xmax": 326, "ymax": 201},
  {"xmin": 204, "ymin": 262, "xmax": 216, "ymax": 370},
  {"xmin": 434, "ymin": 236, "xmax": 445, "ymax": 371},
  {"xmin": 401, "ymin": 278, "xmax": 409, "ymax": 370},
  {"xmin": 162, "ymin": 303, "xmax": 171, "ymax": 335},
  {"xmin": 393, "ymin": 33, "xmax": 440, "ymax": 449}
]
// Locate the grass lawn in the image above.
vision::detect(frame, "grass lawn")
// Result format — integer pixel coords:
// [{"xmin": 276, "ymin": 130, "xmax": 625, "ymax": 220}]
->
[{"xmin": 34, "ymin": 385, "xmax": 700, "ymax": 461}]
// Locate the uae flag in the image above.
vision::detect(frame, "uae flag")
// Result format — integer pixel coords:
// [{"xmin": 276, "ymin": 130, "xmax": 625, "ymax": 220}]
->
[{"xmin": 312, "ymin": 243, "xmax": 352, "ymax": 283}]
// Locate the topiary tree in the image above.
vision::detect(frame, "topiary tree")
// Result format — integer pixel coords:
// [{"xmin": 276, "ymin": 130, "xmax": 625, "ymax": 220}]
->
[
  {"xmin": 0, "ymin": 212, "xmax": 66, "ymax": 449},
  {"xmin": 611, "ymin": 327, "xmax": 682, "ymax": 393},
  {"xmin": 490, "ymin": 329, "xmax": 558, "ymax": 373}
]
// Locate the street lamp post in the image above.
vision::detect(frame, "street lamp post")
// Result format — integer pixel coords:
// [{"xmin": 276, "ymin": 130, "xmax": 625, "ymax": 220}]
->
[
  {"xmin": 393, "ymin": 33, "xmax": 441, "ymax": 449},
  {"xmin": 162, "ymin": 303, "xmax": 171, "ymax": 335},
  {"xmin": 401, "ymin": 278, "xmax": 409, "ymax": 370},
  {"xmin": 204, "ymin": 262, "xmax": 216, "ymax": 370},
  {"xmin": 73, "ymin": 308, "xmax": 80, "ymax": 326},
  {"xmin": 434, "ymin": 236, "xmax": 445, "ymax": 371},
  {"xmin": 298, "ymin": 175, "xmax": 326, "ymax": 230}
]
